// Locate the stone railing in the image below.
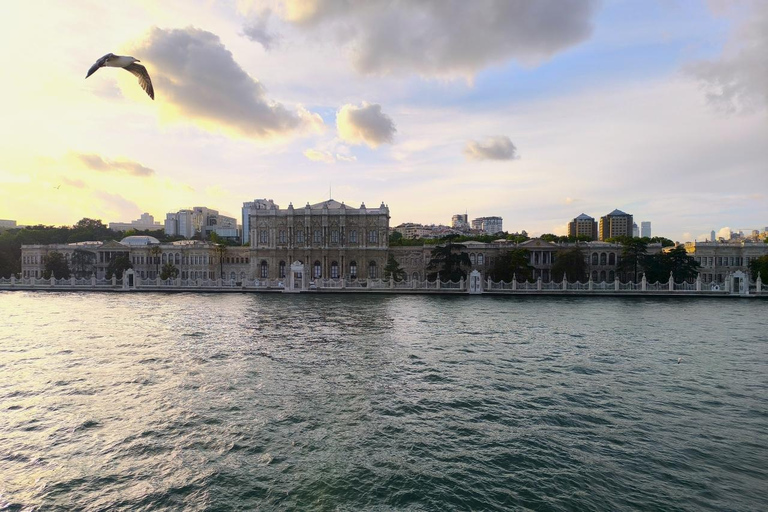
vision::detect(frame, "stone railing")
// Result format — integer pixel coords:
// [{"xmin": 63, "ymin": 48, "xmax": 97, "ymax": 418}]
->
[{"xmin": 0, "ymin": 271, "xmax": 762, "ymax": 296}]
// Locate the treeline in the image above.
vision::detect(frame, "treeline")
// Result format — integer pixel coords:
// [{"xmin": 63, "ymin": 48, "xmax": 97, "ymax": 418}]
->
[{"xmin": 0, "ymin": 218, "xmax": 181, "ymax": 278}]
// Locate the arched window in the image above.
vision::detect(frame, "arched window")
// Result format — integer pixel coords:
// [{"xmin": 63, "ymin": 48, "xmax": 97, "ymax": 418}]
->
[
  {"xmin": 477, "ymin": 253, "xmax": 484, "ymax": 265},
  {"xmin": 412, "ymin": 272, "xmax": 419, "ymax": 281},
  {"xmin": 175, "ymin": 253, "xmax": 180, "ymax": 264},
  {"xmin": 350, "ymin": 261, "xmax": 357, "ymax": 279},
  {"xmin": 609, "ymin": 270, "xmax": 615, "ymax": 281},
  {"xmin": 240, "ymin": 271, "xmax": 246, "ymax": 281},
  {"xmin": 470, "ymin": 253, "xmax": 476, "ymax": 264},
  {"xmin": 368, "ymin": 261, "xmax": 378, "ymax": 279},
  {"xmin": 279, "ymin": 261, "xmax": 286, "ymax": 278},
  {"xmin": 591, "ymin": 270, "xmax": 598, "ymax": 281},
  {"xmin": 230, "ymin": 271, "xmax": 236, "ymax": 281},
  {"xmin": 609, "ymin": 253, "xmax": 616, "ymax": 265},
  {"xmin": 162, "ymin": 253, "xmax": 167, "ymax": 264},
  {"xmin": 260, "ymin": 260, "xmax": 268, "ymax": 278},
  {"xmin": 600, "ymin": 270, "xmax": 606, "ymax": 282},
  {"xmin": 591, "ymin": 253, "xmax": 598, "ymax": 265},
  {"xmin": 331, "ymin": 261, "xmax": 339, "ymax": 279},
  {"xmin": 350, "ymin": 230, "xmax": 358, "ymax": 243},
  {"xmin": 314, "ymin": 260, "xmax": 322, "ymax": 278},
  {"xmin": 600, "ymin": 253, "xmax": 607, "ymax": 265}
]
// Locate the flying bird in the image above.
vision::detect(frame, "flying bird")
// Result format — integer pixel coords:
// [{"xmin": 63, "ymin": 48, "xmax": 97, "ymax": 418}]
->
[{"xmin": 86, "ymin": 53, "xmax": 154, "ymax": 100}]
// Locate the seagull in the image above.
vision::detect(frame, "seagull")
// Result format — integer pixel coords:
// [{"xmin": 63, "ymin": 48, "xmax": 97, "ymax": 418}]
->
[
  {"xmin": 86, "ymin": 53, "xmax": 154, "ymax": 100},
  {"xmin": 677, "ymin": 357, "xmax": 682, "ymax": 364}
]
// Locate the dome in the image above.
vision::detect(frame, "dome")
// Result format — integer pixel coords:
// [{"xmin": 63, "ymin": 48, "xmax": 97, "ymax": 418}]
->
[{"xmin": 120, "ymin": 235, "xmax": 160, "ymax": 246}]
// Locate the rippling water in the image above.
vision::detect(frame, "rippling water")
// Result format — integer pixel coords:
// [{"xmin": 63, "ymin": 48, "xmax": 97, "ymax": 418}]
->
[{"xmin": 1, "ymin": 292, "xmax": 766, "ymax": 511}]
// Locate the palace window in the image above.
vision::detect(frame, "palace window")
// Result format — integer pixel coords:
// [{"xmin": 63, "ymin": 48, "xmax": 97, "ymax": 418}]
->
[
  {"xmin": 260, "ymin": 261, "xmax": 268, "ymax": 278},
  {"xmin": 314, "ymin": 260, "xmax": 322, "ymax": 278},
  {"xmin": 331, "ymin": 261, "xmax": 339, "ymax": 279},
  {"xmin": 368, "ymin": 230, "xmax": 378, "ymax": 243},
  {"xmin": 470, "ymin": 253, "xmax": 476, "ymax": 264},
  {"xmin": 314, "ymin": 230, "xmax": 321, "ymax": 243},
  {"xmin": 609, "ymin": 253, "xmax": 616, "ymax": 265},
  {"xmin": 368, "ymin": 261, "xmax": 378, "ymax": 279},
  {"xmin": 260, "ymin": 230, "xmax": 268, "ymax": 243},
  {"xmin": 296, "ymin": 230, "xmax": 304, "ymax": 243},
  {"xmin": 279, "ymin": 261, "xmax": 286, "ymax": 278},
  {"xmin": 350, "ymin": 230, "xmax": 357, "ymax": 243},
  {"xmin": 477, "ymin": 253, "xmax": 484, "ymax": 265},
  {"xmin": 279, "ymin": 230, "xmax": 286, "ymax": 243},
  {"xmin": 350, "ymin": 261, "xmax": 357, "ymax": 279},
  {"xmin": 331, "ymin": 230, "xmax": 339, "ymax": 243}
]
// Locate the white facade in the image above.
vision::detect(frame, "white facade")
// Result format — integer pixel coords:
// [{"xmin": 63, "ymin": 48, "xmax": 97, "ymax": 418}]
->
[
  {"xmin": 0, "ymin": 219, "xmax": 17, "ymax": 229},
  {"xmin": 471, "ymin": 216, "xmax": 503, "ymax": 234}
]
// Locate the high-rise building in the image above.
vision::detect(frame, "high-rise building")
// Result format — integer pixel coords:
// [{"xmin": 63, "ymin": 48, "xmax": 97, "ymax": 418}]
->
[
  {"xmin": 599, "ymin": 209, "xmax": 633, "ymax": 241},
  {"xmin": 471, "ymin": 216, "xmax": 503, "ymax": 234},
  {"xmin": 165, "ymin": 207, "xmax": 237, "ymax": 240},
  {"xmin": 641, "ymin": 221, "xmax": 651, "ymax": 238},
  {"xmin": 710, "ymin": 230, "xmax": 716, "ymax": 242},
  {"xmin": 242, "ymin": 199, "xmax": 278, "ymax": 244},
  {"xmin": 633, "ymin": 223, "xmax": 639, "ymax": 237},
  {"xmin": 568, "ymin": 213, "xmax": 598, "ymax": 240},
  {"xmin": 452, "ymin": 214, "xmax": 469, "ymax": 230}
]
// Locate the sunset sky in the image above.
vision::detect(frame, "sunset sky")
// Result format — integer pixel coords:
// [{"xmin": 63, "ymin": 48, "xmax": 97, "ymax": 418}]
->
[{"xmin": 0, "ymin": 0, "xmax": 766, "ymax": 241}]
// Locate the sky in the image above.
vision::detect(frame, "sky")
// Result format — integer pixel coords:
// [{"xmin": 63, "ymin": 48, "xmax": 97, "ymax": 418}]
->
[{"xmin": 0, "ymin": 0, "xmax": 766, "ymax": 242}]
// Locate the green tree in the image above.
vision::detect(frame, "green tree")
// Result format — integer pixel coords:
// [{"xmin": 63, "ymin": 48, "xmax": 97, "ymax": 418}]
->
[
  {"xmin": 648, "ymin": 236, "xmax": 675, "ymax": 247},
  {"xmin": 149, "ymin": 245, "xmax": 162, "ymax": 277},
  {"xmin": 644, "ymin": 246, "xmax": 701, "ymax": 283},
  {"xmin": 383, "ymin": 254, "xmax": 407, "ymax": 281},
  {"xmin": 551, "ymin": 247, "xmax": 588, "ymax": 282},
  {"xmin": 214, "ymin": 244, "xmax": 227, "ymax": 279},
  {"xmin": 426, "ymin": 242, "xmax": 471, "ymax": 281},
  {"xmin": 160, "ymin": 262, "xmax": 180, "ymax": 280},
  {"xmin": 748, "ymin": 255, "xmax": 768, "ymax": 282},
  {"xmin": 70, "ymin": 249, "xmax": 96, "ymax": 278},
  {"xmin": 490, "ymin": 249, "xmax": 532, "ymax": 282},
  {"xmin": 389, "ymin": 231, "xmax": 403, "ymax": 244},
  {"xmin": 615, "ymin": 236, "xmax": 648, "ymax": 282},
  {"xmin": 43, "ymin": 251, "xmax": 70, "ymax": 279},
  {"xmin": 105, "ymin": 253, "xmax": 132, "ymax": 279}
]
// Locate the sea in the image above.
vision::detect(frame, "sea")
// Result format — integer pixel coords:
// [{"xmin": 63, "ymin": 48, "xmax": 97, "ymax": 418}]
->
[{"xmin": 1, "ymin": 291, "xmax": 766, "ymax": 511}]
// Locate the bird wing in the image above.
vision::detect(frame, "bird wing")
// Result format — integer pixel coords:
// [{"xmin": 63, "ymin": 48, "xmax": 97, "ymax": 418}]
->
[
  {"xmin": 86, "ymin": 53, "xmax": 112, "ymax": 78},
  {"xmin": 124, "ymin": 62, "xmax": 154, "ymax": 100}
]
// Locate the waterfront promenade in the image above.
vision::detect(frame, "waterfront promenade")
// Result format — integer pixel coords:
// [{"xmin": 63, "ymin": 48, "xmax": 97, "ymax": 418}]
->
[{"xmin": 1, "ymin": 270, "xmax": 763, "ymax": 297}]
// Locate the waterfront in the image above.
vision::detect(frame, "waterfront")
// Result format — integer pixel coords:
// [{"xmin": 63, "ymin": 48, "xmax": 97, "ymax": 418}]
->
[{"xmin": 1, "ymin": 292, "xmax": 766, "ymax": 511}]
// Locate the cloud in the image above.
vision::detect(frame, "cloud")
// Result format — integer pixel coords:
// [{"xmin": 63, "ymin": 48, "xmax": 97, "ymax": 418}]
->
[
  {"xmin": 61, "ymin": 177, "xmax": 87, "ymax": 189},
  {"xmin": 93, "ymin": 191, "xmax": 143, "ymax": 220},
  {"xmin": 242, "ymin": 8, "xmax": 277, "ymax": 50},
  {"xmin": 303, "ymin": 148, "xmax": 335, "ymax": 163},
  {"xmin": 276, "ymin": 0, "xmax": 598, "ymax": 76},
  {"xmin": 717, "ymin": 226, "xmax": 732, "ymax": 239},
  {"xmin": 687, "ymin": 2, "xmax": 768, "ymax": 112},
  {"xmin": 74, "ymin": 153, "xmax": 155, "ymax": 177},
  {"xmin": 132, "ymin": 26, "xmax": 324, "ymax": 139},
  {"xmin": 337, "ymin": 102, "xmax": 396, "ymax": 148},
  {"xmin": 464, "ymin": 136, "xmax": 519, "ymax": 161}
]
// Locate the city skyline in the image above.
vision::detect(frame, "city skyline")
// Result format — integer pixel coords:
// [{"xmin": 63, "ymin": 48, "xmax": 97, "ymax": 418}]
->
[{"xmin": 1, "ymin": 1, "xmax": 766, "ymax": 242}]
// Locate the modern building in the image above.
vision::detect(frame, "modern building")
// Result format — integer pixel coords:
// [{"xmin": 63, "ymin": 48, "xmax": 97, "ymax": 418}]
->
[
  {"xmin": 599, "ymin": 209, "xmax": 633, "ymax": 241},
  {"xmin": 471, "ymin": 216, "xmax": 503, "ymax": 235},
  {"xmin": 247, "ymin": 199, "xmax": 390, "ymax": 280},
  {"xmin": 0, "ymin": 219, "xmax": 17, "ymax": 229},
  {"xmin": 451, "ymin": 214, "xmax": 469, "ymax": 231},
  {"xmin": 242, "ymin": 199, "xmax": 278, "ymax": 245},
  {"xmin": 568, "ymin": 213, "xmax": 598, "ymax": 240},
  {"xmin": 165, "ymin": 207, "xmax": 238, "ymax": 241},
  {"xmin": 633, "ymin": 223, "xmax": 639, "ymax": 237},
  {"xmin": 109, "ymin": 213, "xmax": 162, "ymax": 232},
  {"xmin": 641, "ymin": 221, "xmax": 651, "ymax": 238}
]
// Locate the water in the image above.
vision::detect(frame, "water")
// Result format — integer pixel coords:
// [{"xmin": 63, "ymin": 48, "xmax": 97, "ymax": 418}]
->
[{"xmin": 1, "ymin": 292, "xmax": 766, "ymax": 511}]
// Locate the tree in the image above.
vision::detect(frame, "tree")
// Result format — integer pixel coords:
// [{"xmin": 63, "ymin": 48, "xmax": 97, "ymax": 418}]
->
[
  {"xmin": 43, "ymin": 251, "xmax": 70, "ymax": 279},
  {"xmin": 551, "ymin": 247, "xmax": 588, "ymax": 282},
  {"xmin": 490, "ymin": 249, "xmax": 532, "ymax": 282},
  {"xmin": 389, "ymin": 231, "xmax": 403, "ymax": 244},
  {"xmin": 70, "ymin": 249, "xmax": 96, "ymax": 278},
  {"xmin": 214, "ymin": 244, "xmax": 227, "ymax": 279},
  {"xmin": 648, "ymin": 236, "xmax": 675, "ymax": 248},
  {"xmin": 615, "ymin": 236, "xmax": 648, "ymax": 282},
  {"xmin": 748, "ymin": 255, "xmax": 768, "ymax": 282},
  {"xmin": 105, "ymin": 253, "xmax": 132, "ymax": 279},
  {"xmin": 383, "ymin": 254, "xmax": 407, "ymax": 281},
  {"xmin": 160, "ymin": 262, "xmax": 180, "ymax": 280},
  {"xmin": 426, "ymin": 242, "xmax": 471, "ymax": 281},
  {"xmin": 149, "ymin": 245, "xmax": 162, "ymax": 277},
  {"xmin": 664, "ymin": 246, "xmax": 700, "ymax": 282},
  {"xmin": 644, "ymin": 246, "xmax": 700, "ymax": 283}
]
